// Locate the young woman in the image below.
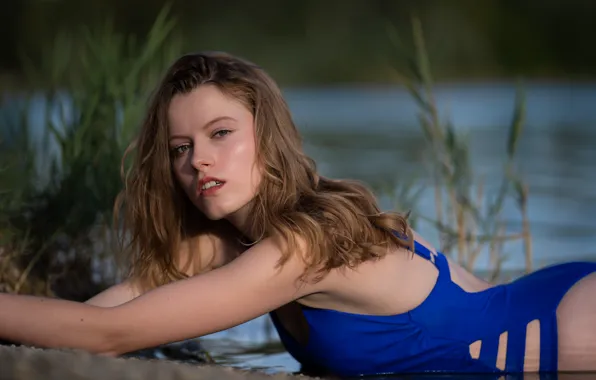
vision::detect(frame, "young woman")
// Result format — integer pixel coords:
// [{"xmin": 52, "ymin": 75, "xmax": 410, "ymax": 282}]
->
[{"xmin": 0, "ymin": 52, "xmax": 595, "ymax": 378}]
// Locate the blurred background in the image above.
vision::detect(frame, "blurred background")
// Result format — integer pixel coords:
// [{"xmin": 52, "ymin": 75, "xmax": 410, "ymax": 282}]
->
[{"xmin": 1, "ymin": 0, "xmax": 595, "ymax": 374}]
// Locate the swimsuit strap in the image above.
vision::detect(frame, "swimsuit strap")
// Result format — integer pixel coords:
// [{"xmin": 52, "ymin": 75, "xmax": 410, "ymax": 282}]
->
[
  {"xmin": 412, "ymin": 240, "xmax": 440, "ymax": 266},
  {"xmin": 391, "ymin": 229, "xmax": 440, "ymax": 267}
]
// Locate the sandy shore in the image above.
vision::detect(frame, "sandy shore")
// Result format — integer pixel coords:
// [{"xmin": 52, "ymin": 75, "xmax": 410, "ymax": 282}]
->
[{"xmin": 0, "ymin": 345, "xmax": 314, "ymax": 380}]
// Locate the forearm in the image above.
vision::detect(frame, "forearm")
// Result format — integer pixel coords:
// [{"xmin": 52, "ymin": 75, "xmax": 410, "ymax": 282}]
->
[{"xmin": 0, "ymin": 293, "xmax": 118, "ymax": 355}]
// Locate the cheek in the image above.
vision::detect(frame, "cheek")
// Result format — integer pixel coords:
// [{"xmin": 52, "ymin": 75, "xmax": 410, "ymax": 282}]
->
[
  {"xmin": 247, "ymin": 153, "xmax": 264, "ymax": 192},
  {"xmin": 244, "ymin": 142, "xmax": 261, "ymax": 184},
  {"xmin": 229, "ymin": 136, "xmax": 258, "ymax": 170}
]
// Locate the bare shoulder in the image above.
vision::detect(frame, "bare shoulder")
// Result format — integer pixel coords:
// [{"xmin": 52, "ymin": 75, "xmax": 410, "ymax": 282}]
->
[
  {"xmin": 178, "ymin": 226, "xmax": 245, "ymax": 276},
  {"xmin": 85, "ymin": 279, "xmax": 141, "ymax": 307}
]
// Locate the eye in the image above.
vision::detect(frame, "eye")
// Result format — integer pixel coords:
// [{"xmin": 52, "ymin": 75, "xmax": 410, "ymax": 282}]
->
[
  {"xmin": 212, "ymin": 129, "xmax": 231, "ymax": 138},
  {"xmin": 170, "ymin": 144, "xmax": 190, "ymax": 158}
]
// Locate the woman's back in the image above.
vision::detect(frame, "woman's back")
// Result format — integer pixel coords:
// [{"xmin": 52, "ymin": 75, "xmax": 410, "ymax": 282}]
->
[
  {"xmin": 271, "ymin": 233, "xmax": 501, "ymax": 375},
  {"xmin": 272, "ymin": 236, "xmax": 486, "ymax": 375},
  {"xmin": 291, "ymin": 231, "xmax": 492, "ymax": 317}
]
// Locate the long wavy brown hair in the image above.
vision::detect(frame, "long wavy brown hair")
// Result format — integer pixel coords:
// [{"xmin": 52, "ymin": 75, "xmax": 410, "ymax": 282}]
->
[{"xmin": 115, "ymin": 51, "xmax": 414, "ymax": 292}]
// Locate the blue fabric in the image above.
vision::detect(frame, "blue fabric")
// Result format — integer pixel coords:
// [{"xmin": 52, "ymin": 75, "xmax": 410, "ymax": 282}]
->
[{"xmin": 270, "ymin": 231, "xmax": 596, "ymax": 377}]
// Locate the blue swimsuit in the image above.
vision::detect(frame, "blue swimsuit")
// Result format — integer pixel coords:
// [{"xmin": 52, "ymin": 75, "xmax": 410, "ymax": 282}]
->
[{"xmin": 270, "ymin": 235, "xmax": 596, "ymax": 377}]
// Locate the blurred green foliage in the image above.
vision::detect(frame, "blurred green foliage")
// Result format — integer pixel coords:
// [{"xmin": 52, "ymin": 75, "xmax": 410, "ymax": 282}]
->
[
  {"xmin": 0, "ymin": 5, "xmax": 184, "ymax": 300},
  {"xmin": 1, "ymin": 0, "xmax": 596, "ymax": 88}
]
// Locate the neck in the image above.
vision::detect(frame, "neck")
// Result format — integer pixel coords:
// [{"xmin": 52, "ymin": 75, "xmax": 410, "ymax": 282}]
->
[{"xmin": 226, "ymin": 202, "xmax": 257, "ymax": 242}]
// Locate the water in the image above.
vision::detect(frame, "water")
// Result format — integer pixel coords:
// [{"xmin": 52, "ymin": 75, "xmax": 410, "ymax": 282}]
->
[{"xmin": 7, "ymin": 81, "xmax": 596, "ymax": 376}]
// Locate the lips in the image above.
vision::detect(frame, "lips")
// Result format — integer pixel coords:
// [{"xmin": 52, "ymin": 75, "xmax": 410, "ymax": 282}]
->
[{"xmin": 197, "ymin": 176, "xmax": 226, "ymax": 196}]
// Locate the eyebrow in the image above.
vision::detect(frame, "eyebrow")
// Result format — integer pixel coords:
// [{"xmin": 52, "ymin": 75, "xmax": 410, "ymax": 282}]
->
[{"xmin": 169, "ymin": 116, "xmax": 237, "ymax": 141}]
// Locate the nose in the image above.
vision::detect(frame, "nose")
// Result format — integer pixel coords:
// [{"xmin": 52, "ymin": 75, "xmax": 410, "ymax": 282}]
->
[{"xmin": 190, "ymin": 146, "xmax": 213, "ymax": 171}]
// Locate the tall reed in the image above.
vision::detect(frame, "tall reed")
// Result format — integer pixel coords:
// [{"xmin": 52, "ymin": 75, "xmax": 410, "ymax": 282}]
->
[{"xmin": 385, "ymin": 17, "xmax": 532, "ymax": 281}]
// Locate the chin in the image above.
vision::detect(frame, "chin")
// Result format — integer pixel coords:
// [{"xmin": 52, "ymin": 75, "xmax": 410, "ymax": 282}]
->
[
  {"xmin": 193, "ymin": 194, "xmax": 254, "ymax": 221},
  {"xmin": 198, "ymin": 204, "xmax": 240, "ymax": 221},
  {"xmin": 200, "ymin": 209, "xmax": 229, "ymax": 221}
]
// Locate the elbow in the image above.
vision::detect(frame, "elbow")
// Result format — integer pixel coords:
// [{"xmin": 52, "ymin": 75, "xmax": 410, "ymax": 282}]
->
[
  {"xmin": 96, "ymin": 331, "xmax": 133, "ymax": 357},
  {"xmin": 92, "ymin": 311, "xmax": 131, "ymax": 357},
  {"xmin": 98, "ymin": 325, "xmax": 140, "ymax": 357},
  {"xmin": 91, "ymin": 305, "xmax": 157, "ymax": 358},
  {"xmin": 95, "ymin": 328, "xmax": 126, "ymax": 357}
]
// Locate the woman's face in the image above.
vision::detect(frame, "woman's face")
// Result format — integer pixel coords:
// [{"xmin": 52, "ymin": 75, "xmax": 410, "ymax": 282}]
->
[{"xmin": 168, "ymin": 84, "xmax": 261, "ymax": 227}]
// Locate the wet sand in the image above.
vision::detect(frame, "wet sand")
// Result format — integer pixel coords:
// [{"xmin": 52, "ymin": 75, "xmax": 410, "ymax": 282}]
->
[{"xmin": 0, "ymin": 345, "xmax": 314, "ymax": 380}]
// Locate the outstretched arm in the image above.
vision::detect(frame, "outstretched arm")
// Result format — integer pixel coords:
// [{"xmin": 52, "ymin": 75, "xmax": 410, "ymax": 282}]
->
[{"xmin": 0, "ymin": 237, "xmax": 311, "ymax": 356}]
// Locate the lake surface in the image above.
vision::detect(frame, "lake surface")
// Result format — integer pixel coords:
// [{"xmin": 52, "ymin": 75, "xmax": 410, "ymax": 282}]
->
[
  {"xmin": 290, "ymin": 82, "xmax": 596, "ymax": 269},
  {"xmin": 10, "ymin": 81, "xmax": 596, "ymax": 375}
]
